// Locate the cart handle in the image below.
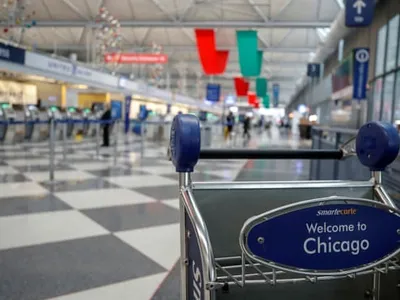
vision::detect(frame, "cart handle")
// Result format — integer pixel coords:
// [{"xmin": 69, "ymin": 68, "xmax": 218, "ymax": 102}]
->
[
  {"xmin": 200, "ymin": 149, "xmax": 343, "ymax": 160},
  {"xmin": 170, "ymin": 114, "xmax": 400, "ymax": 173}
]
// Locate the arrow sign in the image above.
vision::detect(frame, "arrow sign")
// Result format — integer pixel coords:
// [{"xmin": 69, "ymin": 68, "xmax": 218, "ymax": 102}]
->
[
  {"xmin": 346, "ymin": 0, "xmax": 375, "ymax": 27},
  {"xmin": 353, "ymin": 0, "xmax": 366, "ymax": 14}
]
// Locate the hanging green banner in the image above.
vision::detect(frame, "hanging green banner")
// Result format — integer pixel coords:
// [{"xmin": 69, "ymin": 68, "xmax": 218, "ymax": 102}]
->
[
  {"xmin": 256, "ymin": 78, "xmax": 267, "ymax": 97},
  {"xmin": 236, "ymin": 30, "xmax": 263, "ymax": 77},
  {"xmin": 262, "ymin": 94, "xmax": 270, "ymax": 108}
]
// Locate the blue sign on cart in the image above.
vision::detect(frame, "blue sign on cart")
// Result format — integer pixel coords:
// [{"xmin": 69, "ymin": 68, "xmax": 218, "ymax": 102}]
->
[
  {"xmin": 352, "ymin": 48, "xmax": 370, "ymax": 100},
  {"xmin": 345, "ymin": 0, "xmax": 375, "ymax": 27},
  {"xmin": 186, "ymin": 212, "xmax": 205, "ymax": 300},
  {"xmin": 243, "ymin": 200, "xmax": 400, "ymax": 274}
]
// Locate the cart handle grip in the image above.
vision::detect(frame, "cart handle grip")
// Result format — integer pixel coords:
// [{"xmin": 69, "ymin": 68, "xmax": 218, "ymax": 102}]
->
[
  {"xmin": 199, "ymin": 149, "xmax": 343, "ymax": 160},
  {"xmin": 170, "ymin": 114, "xmax": 400, "ymax": 173}
]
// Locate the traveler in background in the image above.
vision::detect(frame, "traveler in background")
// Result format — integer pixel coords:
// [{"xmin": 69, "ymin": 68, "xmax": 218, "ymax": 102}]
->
[
  {"xmin": 101, "ymin": 103, "xmax": 111, "ymax": 147},
  {"xmin": 243, "ymin": 116, "xmax": 251, "ymax": 140},
  {"xmin": 224, "ymin": 112, "xmax": 235, "ymax": 141}
]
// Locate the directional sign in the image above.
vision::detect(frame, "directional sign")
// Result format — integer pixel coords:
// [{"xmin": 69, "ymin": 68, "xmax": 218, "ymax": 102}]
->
[
  {"xmin": 206, "ymin": 83, "xmax": 221, "ymax": 102},
  {"xmin": 352, "ymin": 48, "xmax": 370, "ymax": 100},
  {"xmin": 345, "ymin": 0, "xmax": 375, "ymax": 27},
  {"xmin": 307, "ymin": 63, "xmax": 321, "ymax": 77}
]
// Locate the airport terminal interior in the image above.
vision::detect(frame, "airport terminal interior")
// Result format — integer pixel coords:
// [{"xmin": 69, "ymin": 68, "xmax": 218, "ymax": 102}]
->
[{"xmin": 0, "ymin": 0, "xmax": 399, "ymax": 299}]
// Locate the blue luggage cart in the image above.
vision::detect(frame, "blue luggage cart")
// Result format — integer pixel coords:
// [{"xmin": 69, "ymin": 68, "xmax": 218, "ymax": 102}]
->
[{"xmin": 170, "ymin": 114, "xmax": 400, "ymax": 300}]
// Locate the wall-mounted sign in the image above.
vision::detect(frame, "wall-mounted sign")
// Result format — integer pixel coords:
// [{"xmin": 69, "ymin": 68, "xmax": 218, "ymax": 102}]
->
[
  {"xmin": 242, "ymin": 198, "xmax": 400, "ymax": 275},
  {"xmin": 111, "ymin": 100, "xmax": 122, "ymax": 119},
  {"xmin": 104, "ymin": 53, "xmax": 168, "ymax": 64},
  {"xmin": 345, "ymin": 0, "xmax": 375, "ymax": 27},
  {"xmin": 352, "ymin": 48, "xmax": 370, "ymax": 100},
  {"xmin": 0, "ymin": 43, "xmax": 25, "ymax": 65}
]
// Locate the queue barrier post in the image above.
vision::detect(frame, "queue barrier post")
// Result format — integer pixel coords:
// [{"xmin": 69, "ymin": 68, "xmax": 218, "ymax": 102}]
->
[
  {"xmin": 95, "ymin": 120, "xmax": 101, "ymax": 159},
  {"xmin": 140, "ymin": 121, "xmax": 145, "ymax": 160},
  {"xmin": 48, "ymin": 118, "xmax": 55, "ymax": 182},
  {"xmin": 62, "ymin": 120, "xmax": 68, "ymax": 161},
  {"xmin": 113, "ymin": 120, "xmax": 118, "ymax": 166}
]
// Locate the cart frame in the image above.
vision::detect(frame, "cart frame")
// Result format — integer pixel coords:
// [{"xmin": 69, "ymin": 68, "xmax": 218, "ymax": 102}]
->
[{"xmin": 171, "ymin": 115, "xmax": 400, "ymax": 300}]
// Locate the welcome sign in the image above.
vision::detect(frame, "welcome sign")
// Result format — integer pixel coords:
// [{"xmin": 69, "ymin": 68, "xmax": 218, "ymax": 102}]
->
[{"xmin": 242, "ymin": 198, "xmax": 400, "ymax": 274}]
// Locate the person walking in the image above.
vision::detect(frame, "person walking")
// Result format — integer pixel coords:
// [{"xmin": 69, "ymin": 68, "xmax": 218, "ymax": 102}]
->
[
  {"xmin": 224, "ymin": 112, "xmax": 235, "ymax": 141},
  {"xmin": 101, "ymin": 104, "xmax": 111, "ymax": 147},
  {"xmin": 243, "ymin": 115, "xmax": 251, "ymax": 140}
]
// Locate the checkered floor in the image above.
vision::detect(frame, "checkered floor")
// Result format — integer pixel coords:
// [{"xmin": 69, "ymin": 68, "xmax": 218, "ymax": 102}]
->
[{"xmin": 0, "ymin": 129, "xmax": 311, "ymax": 300}]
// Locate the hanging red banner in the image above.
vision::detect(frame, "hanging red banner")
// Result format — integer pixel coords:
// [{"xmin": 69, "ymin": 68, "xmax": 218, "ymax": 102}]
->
[
  {"xmin": 195, "ymin": 29, "xmax": 229, "ymax": 75},
  {"xmin": 104, "ymin": 53, "xmax": 168, "ymax": 64},
  {"xmin": 234, "ymin": 77, "xmax": 249, "ymax": 96},
  {"xmin": 247, "ymin": 92, "xmax": 257, "ymax": 105}
]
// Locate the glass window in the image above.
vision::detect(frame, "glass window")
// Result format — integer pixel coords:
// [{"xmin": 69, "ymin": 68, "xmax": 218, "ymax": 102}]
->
[
  {"xmin": 375, "ymin": 25, "xmax": 387, "ymax": 76},
  {"xmin": 372, "ymin": 78, "xmax": 383, "ymax": 120},
  {"xmin": 381, "ymin": 74, "xmax": 395, "ymax": 122},
  {"xmin": 386, "ymin": 15, "xmax": 399, "ymax": 72},
  {"xmin": 394, "ymin": 72, "xmax": 400, "ymax": 122}
]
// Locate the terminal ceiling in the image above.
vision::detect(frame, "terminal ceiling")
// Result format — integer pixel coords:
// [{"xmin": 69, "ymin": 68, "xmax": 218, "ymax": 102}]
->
[{"xmin": 0, "ymin": 0, "xmax": 343, "ymax": 104}]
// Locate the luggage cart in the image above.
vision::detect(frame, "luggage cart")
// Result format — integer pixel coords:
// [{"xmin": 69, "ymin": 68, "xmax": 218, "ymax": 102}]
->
[{"xmin": 170, "ymin": 114, "xmax": 400, "ymax": 300}]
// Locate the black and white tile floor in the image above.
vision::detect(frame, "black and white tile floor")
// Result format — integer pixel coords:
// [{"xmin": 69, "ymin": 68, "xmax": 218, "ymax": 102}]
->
[{"xmin": 0, "ymin": 130, "xmax": 311, "ymax": 300}]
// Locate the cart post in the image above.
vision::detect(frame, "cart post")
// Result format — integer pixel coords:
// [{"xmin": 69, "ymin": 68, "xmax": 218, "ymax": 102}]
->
[
  {"xmin": 171, "ymin": 114, "xmax": 214, "ymax": 300},
  {"xmin": 178, "ymin": 172, "xmax": 190, "ymax": 300}
]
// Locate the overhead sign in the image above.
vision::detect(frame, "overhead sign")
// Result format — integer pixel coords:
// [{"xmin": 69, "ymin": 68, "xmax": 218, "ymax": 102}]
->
[
  {"xmin": 352, "ymin": 48, "xmax": 370, "ymax": 100},
  {"xmin": 0, "ymin": 43, "xmax": 25, "ymax": 65},
  {"xmin": 242, "ymin": 198, "xmax": 400, "ymax": 274},
  {"xmin": 104, "ymin": 53, "xmax": 168, "ymax": 64},
  {"xmin": 272, "ymin": 83, "xmax": 280, "ymax": 107},
  {"xmin": 74, "ymin": 65, "xmax": 119, "ymax": 87},
  {"xmin": 25, "ymin": 52, "xmax": 73, "ymax": 76},
  {"xmin": 307, "ymin": 63, "xmax": 321, "ymax": 77},
  {"xmin": 206, "ymin": 83, "xmax": 221, "ymax": 102},
  {"xmin": 345, "ymin": 0, "xmax": 375, "ymax": 27}
]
